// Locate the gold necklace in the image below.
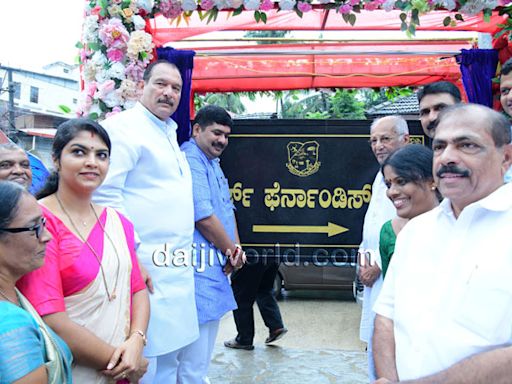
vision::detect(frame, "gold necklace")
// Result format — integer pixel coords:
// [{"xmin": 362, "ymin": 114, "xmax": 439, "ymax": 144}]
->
[
  {"xmin": 0, "ymin": 287, "xmax": 19, "ymax": 306},
  {"xmin": 55, "ymin": 194, "xmax": 121, "ymax": 302}
]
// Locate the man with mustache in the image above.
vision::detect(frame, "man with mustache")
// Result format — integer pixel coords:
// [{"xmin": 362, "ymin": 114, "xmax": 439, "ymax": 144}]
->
[
  {"xmin": 0, "ymin": 143, "xmax": 32, "ymax": 189},
  {"xmin": 359, "ymin": 115, "xmax": 409, "ymax": 381},
  {"xmin": 94, "ymin": 60, "xmax": 198, "ymax": 383},
  {"xmin": 417, "ymin": 81, "xmax": 461, "ymax": 138},
  {"xmin": 498, "ymin": 58, "xmax": 512, "ymax": 183},
  {"xmin": 373, "ymin": 103, "xmax": 512, "ymax": 383},
  {"xmin": 180, "ymin": 105, "xmax": 244, "ymax": 383}
]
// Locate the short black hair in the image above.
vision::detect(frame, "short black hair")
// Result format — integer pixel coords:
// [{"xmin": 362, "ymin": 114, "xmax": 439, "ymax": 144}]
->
[
  {"xmin": 194, "ymin": 105, "xmax": 233, "ymax": 130},
  {"xmin": 143, "ymin": 60, "xmax": 181, "ymax": 83},
  {"xmin": 417, "ymin": 81, "xmax": 462, "ymax": 103},
  {"xmin": 501, "ymin": 58, "xmax": 512, "ymax": 77},
  {"xmin": 436, "ymin": 103, "xmax": 511, "ymax": 147}
]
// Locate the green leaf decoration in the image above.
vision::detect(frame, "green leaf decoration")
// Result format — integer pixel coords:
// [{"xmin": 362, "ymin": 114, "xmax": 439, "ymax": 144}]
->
[
  {"xmin": 233, "ymin": 5, "xmax": 243, "ymax": 16},
  {"xmin": 58, "ymin": 105, "xmax": 72, "ymax": 114},
  {"xmin": 75, "ymin": 41, "xmax": 84, "ymax": 49},
  {"xmin": 348, "ymin": 13, "xmax": 356, "ymax": 26},
  {"xmin": 443, "ymin": 16, "xmax": 451, "ymax": 26},
  {"xmin": 89, "ymin": 112, "xmax": 99, "ymax": 120},
  {"xmin": 454, "ymin": 13, "xmax": 464, "ymax": 21},
  {"xmin": 261, "ymin": 12, "xmax": 267, "ymax": 23},
  {"xmin": 399, "ymin": 12, "xmax": 407, "ymax": 22}
]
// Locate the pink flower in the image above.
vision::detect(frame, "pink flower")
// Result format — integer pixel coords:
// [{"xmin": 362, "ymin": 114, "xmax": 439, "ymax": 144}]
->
[
  {"xmin": 364, "ymin": 1, "xmax": 379, "ymax": 10},
  {"xmin": 105, "ymin": 106, "xmax": 123, "ymax": 118},
  {"xmin": 97, "ymin": 80, "xmax": 116, "ymax": 98},
  {"xmin": 340, "ymin": 4, "xmax": 352, "ymax": 13},
  {"xmin": 201, "ymin": 0, "xmax": 215, "ymax": 10},
  {"xmin": 160, "ymin": 0, "xmax": 184, "ymax": 17},
  {"xmin": 259, "ymin": 0, "xmax": 274, "ymax": 11},
  {"xmin": 107, "ymin": 48, "xmax": 124, "ymax": 62},
  {"xmin": 86, "ymin": 82, "xmax": 98, "ymax": 98},
  {"xmin": 125, "ymin": 61, "xmax": 146, "ymax": 82},
  {"xmin": 90, "ymin": 6, "xmax": 102, "ymax": 16},
  {"xmin": 98, "ymin": 18, "xmax": 130, "ymax": 50},
  {"xmin": 349, "ymin": 0, "xmax": 360, "ymax": 5},
  {"xmin": 297, "ymin": 1, "xmax": 312, "ymax": 12}
]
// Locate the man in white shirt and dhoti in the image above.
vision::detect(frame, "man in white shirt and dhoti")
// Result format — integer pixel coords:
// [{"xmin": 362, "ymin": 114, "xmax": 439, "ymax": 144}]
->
[{"xmin": 94, "ymin": 60, "xmax": 198, "ymax": 383}]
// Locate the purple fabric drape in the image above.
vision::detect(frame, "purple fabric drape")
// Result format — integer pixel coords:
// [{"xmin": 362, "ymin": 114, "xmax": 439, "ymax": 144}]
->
[
  {"xmin": 456, "ymin": 48, "xmax": 498, "ymax": 108},
  {"xmin": 156, "ymin": 47, "xmax": 196, "ymax": 144}
]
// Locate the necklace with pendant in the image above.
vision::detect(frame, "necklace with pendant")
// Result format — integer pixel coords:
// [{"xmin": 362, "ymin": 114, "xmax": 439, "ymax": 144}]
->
[{"xmin": 56, "ymin": 193, "xmax": 121, "ymax": 302}]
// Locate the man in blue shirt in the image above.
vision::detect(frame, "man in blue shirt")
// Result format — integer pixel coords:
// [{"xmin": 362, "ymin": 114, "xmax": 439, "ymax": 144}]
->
[
  {"xmin": 498, "ymin": 58, "xmax": 512, "ymax": 183},
  {"xmin": 180, "ymin": 105, "xmax": 242, "ymax": 383}
]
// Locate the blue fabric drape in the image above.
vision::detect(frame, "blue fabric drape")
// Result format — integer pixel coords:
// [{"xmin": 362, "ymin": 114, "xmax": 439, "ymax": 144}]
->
[
  {"xmin": 156, "ymin": 47, "xmax": 196, "ymax": 144},
  {"xmin": 456, "ymin": 48, "xmax": 498, "ymax": 108}
]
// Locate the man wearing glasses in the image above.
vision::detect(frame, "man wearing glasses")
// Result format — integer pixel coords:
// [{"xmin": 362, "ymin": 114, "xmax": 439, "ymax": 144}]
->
[{"xmin": 359, "ymin": 115, "xmax": 409, "ymax": 381}]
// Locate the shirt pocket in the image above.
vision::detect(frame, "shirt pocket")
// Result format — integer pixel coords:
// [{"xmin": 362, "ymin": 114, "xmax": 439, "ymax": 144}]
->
[{"xmin": 453, "ymin": 266, "xmax": 512, "ymax": 343}]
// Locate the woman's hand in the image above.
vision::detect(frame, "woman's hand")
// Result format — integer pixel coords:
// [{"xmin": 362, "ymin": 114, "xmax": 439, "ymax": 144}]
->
[{"xmin": 102, "ymin": 333, "xmax": 145, "ymax": 381}]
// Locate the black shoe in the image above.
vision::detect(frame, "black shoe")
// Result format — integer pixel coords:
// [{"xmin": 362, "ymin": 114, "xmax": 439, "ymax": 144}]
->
[
  {"xmin": 224, "ymin": 338, "xmax": 254, "ymax": 350},
  {"xmin": 265, "ymin": 328, "xmax": 288, "ymax": 344}
]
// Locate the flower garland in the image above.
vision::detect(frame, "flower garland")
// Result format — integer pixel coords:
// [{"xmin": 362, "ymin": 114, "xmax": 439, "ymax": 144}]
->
[{"xmin": 78, "ymin": 0, "xmax": 509, "ymax": 119}]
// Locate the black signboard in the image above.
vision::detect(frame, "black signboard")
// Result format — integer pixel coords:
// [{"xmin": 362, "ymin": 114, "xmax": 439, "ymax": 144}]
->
[{"xmin": 221, "ymin": 119, "xmax": 425, "ymax": 266}]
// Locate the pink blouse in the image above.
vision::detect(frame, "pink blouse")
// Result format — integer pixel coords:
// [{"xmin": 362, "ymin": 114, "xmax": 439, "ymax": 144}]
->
[{"xmin": 18, "ymin": 205, "xmax": 145, "ymax": 317}]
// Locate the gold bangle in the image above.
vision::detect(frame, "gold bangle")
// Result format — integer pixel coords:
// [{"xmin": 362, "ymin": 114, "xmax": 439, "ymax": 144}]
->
[{"xmin": 130, "ymin": 330, "xmax": 147, "ymax": 346}]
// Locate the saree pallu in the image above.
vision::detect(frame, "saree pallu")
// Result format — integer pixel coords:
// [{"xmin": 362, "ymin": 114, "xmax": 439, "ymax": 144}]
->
[{"xmin": 65, "ymin": 208, "xmax": 132, "ymax": 384}]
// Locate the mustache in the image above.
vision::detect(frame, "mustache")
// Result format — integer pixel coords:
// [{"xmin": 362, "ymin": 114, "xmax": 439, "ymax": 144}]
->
[
  {"xmin": 157, "ymin": 97, "xmax": 174, "ymax": 106},
  {"xmin": 427, "ymin": 120, "xmax": 438, "ymax": 132},
  {"xmin": 213, "ymin": 143, "xmax": 225, "ymax": 150},
  {"xmin": 436, "ymin": 164, "xmax": 471, "ymax": 178}
]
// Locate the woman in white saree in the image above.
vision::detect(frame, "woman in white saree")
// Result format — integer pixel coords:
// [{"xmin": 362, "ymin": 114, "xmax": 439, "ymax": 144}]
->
[{"xmin": 18, "ymin": 118, "xmax": 150, "ymax": 383}]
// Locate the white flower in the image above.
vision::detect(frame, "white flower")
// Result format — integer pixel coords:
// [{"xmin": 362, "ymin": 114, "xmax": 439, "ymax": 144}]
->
[
  {"xmin": 136, "ymin": 0, "xmax": 155, "ymax": 12},
  {"xmin": 83, "ymin": 62, "xmax": 97, "ymax": 82},
  {"xmin": 278, "ymin": 0, "xmax": 296, "ymax": 10},
  {"xmin": 91, "ymin": 51, "xmax": 107, "ymax": 67},
  {"xmin": 132, "ymin": 15, "xmax": 146, "ymax": 30},
  {"xmin": 213, "ymin": 0, "xmax": 230, "ymax": 9},
  {"xmin": 227, "ymin": 0, "xmax": 243, "ymax": 7},
  {"xmin": 102, "ymin": 91, "xmax": 123, "ymax": 108},
  {"xmin": 95, "ymin": 70, "xmax": 109, "ymax": 83},
  {"xmin": 432, "ymin": 0, "xmax": 456, "ymax": 10},
  {"xmin": 182, "ymin": 0, "xmax": 198, "ymax": 10},
  {"xmin": 82, "ymin": 15, "xmax": 99, "ymax": 43},
  {"xmin": 108, "ymin": 62, "xmax": 126, "ymax": 80},
  {"xmin": 459, "ymin": 0, "xmax": 498, "ymax": 15},
  {"xmin": 88, "ymin": 103, "xmax": 103, "ymax": 117},
  {"xmin": 244, "ymin": 0, "xmax": 261, "ymax": 10},
  {"xmin": 382, "ymin": 0, "xmax": 395, "ymax": 11}
]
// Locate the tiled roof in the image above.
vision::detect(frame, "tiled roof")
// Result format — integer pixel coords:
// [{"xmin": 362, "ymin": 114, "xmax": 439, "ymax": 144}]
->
[{"xmin": 366, "ymin": 94, "xmax": 419, "ymax": 117}]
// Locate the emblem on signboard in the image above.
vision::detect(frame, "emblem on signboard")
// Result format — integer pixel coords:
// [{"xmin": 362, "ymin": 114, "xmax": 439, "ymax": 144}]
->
[{"xmin": 286, "ymin": 141, "xmax": 321, "ymax": 177}]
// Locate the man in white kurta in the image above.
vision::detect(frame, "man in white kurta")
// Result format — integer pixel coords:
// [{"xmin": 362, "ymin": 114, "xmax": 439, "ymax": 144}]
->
[
  {"xmin": 358, "ymin": 115, "xmax": 409, "ymax": 381},
  {"xmin": 94, "ymin": 61, "xmax": 198, "ymax": 383},
  {"xmin": 373, "ymin": 104, "xmax": 512, "ymax": 383}
]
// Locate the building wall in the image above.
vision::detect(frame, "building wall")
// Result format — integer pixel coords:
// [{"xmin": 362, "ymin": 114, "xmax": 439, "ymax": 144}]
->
[{"xmin": 0, "ymin": 65, "xmax": 79, "ymax": 129}]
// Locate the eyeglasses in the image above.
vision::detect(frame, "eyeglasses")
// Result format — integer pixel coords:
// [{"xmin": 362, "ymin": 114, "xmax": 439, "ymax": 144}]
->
[
  {"xmin": 368, "ymin": 135, "xmax": 401, "ymax": 146},
  {"xmin": 0, "ymin": 217, "xmax": 47, "ymax": 239}
]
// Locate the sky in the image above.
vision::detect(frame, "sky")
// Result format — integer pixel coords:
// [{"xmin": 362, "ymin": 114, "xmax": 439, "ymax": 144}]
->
[{"xmin": 0, "ymin": 1, "xmax": 83, "ymax": 70}]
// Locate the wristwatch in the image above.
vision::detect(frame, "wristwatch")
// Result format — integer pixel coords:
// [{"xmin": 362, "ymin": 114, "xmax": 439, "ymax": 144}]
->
[{"xmin": 130, "ymin": 330, "xmax": 147, "ymax": 346}]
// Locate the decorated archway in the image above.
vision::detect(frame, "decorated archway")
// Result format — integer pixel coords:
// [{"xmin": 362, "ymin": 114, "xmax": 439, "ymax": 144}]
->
[{"xmin": 78, "ymin": 1, "xmax": 512, "ymax": 119}]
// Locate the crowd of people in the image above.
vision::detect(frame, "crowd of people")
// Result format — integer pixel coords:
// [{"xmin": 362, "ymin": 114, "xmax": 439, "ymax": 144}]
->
[{"xmin": 0, "ymin": 57, "xmax": 511, "ymax": 384}]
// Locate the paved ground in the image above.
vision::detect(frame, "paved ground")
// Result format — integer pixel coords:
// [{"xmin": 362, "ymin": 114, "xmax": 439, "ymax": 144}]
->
[{"xmin": 209, "ymin": 290, "xmax": 368, "ymax": 383}]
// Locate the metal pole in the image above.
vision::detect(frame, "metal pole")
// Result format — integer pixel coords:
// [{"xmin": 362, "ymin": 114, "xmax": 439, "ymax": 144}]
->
[{"xmin": 7, "ymin": 68, "xmax": 15, "ymax": 138}]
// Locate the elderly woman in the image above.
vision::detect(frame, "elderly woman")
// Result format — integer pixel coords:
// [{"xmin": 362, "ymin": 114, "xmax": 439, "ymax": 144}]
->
[
  {"xmin": 0, "ymin": 181, "xmax": 72, "ymax": 383},
  {"xmin": 17, "ymin": 119, "xmax": 149, "ymax": 384}
]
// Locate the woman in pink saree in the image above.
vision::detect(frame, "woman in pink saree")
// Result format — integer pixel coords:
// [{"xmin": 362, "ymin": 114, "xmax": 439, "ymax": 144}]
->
[{"xmin": 18, "ymin": 118, "xmax": 150, "ymax": 383}]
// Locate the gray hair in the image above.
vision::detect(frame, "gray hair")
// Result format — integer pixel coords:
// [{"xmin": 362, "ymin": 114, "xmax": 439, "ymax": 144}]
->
[
  {"xmin": 0, "ymin": 143, "xmax": 24, "ymax": 152},
  {"xmin": 436, "ymin": 103, "xmax": 511, "ymax": 147},
  {"xmin": 370, "ymin": 115, "xmax": 409, "ymax": 136}
]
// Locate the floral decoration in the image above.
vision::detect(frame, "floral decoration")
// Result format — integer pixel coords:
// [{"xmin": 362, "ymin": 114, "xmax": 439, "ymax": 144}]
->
[{"xmin": 79, "ymin": 0, "xmax": 511, "ymax": 119}]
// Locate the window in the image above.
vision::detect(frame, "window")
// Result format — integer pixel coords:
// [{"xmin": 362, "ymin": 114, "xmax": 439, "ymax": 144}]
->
[
  {"xmin": 30, "ymin": 86, "xmax": 39, "ymax": 104},
  {"xmin": 72, "ymin": 98, "xmax": 77, "ymax": 104},
  {"xmin": 12, "ymin": 82, "xmax": 21, "ymax": 99}
]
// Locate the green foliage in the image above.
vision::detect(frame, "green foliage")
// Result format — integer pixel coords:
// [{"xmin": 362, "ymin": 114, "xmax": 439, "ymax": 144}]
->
[
  {"xmin": 58, "ymin": 105, "xmax": 72, "ymax": 114},
  {"xmin": 244, "ymin": 30, "xmax": 290, "ymax": 44}
]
